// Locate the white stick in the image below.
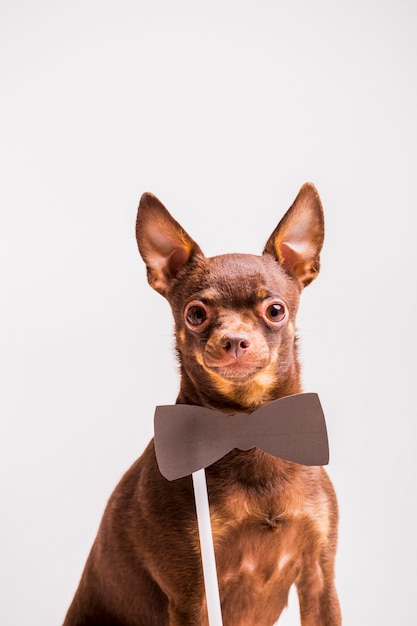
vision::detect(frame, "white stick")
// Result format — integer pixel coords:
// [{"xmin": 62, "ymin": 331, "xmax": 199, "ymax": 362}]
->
[{"xmin": 192, "ymin": 468, "xmax": 223, "ymax": 626}]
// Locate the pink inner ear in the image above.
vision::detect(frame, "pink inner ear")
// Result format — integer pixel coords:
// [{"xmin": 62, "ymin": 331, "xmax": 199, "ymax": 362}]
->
[
  {"xmin": 279, "ymin": 241, "xmax": 301, "ymax": 271},
  {"xmin": 167, "ymin": 247, "xmax": 191, "ymax": 278}
]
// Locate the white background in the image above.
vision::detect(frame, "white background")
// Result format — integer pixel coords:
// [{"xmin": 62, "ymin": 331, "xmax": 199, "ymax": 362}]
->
[{"xmin": 1, "ymin": 1, "xmax": 416, "ymax": 624}]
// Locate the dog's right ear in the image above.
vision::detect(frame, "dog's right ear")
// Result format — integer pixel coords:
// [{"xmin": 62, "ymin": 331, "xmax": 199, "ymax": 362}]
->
[{"xmin": 136, "ymin": 193, "xmax": 203, "ymax": 296}]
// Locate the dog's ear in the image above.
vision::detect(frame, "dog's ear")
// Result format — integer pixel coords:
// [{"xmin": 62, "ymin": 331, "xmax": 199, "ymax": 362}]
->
[
  {"xmin": 263, "ymin": 183, "xmax": 324, "ymax": 288},
  {"xmin": 136, "ymin": 193, "xmax": 203, "ymax": 296}
]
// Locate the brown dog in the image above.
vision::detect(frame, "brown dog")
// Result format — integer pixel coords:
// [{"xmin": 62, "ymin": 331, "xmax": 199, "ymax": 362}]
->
[{"xmin": 63, "ymin": 183, "xmax": 341, "ymax": 625}]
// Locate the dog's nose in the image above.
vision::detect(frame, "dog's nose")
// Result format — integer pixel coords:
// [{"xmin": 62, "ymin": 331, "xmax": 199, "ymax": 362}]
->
[{"xmin": 220, "ymin": 334, "xmax": 251, "ymax": 358}]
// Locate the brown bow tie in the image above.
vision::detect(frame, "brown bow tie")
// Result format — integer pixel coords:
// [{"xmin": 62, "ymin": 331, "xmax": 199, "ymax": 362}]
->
[{"xmin": 154, "ymin": 393, "xmax": 329, "ymax": 481}]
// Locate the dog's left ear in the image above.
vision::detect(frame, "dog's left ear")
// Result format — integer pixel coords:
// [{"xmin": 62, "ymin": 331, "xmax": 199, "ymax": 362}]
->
[{"xmin": 263, "ymin": 183, "xmax": 324, "ymax": 288}]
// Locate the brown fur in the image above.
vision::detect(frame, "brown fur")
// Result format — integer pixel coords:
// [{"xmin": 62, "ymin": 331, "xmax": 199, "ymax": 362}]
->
[{"xmin": 63, "ymin": 183, "xmax": 341, "ymax": 625}]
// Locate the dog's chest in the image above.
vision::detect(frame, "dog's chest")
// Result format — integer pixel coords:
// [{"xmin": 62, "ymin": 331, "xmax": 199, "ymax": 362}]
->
[
  {"xmin": 210, "ymin": 487, "xmax": 301, "ymax": 575},
  {"xmin": 206, "ymin": 470, "xmax": 329, "ymax": 597},
  {"xmin": 195, "ymin": 486, "xmax": 307, "ymax": 624}
]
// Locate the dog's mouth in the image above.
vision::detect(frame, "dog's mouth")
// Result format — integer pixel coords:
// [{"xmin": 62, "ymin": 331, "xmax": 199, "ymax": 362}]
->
[
  {"xmin": 203, "ymin": 350, "xmax": 270, "ymax": 381},
  {"xmin": 207, "ymin": 360, "xmax": 264, "ymax": 381},
  {"xmin": 201, "ymin": 356, "xmax": 278, "ymax": 408}
]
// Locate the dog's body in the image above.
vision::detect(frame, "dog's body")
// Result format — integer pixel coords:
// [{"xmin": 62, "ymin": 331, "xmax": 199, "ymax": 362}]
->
[{"xmin": 63, "ymin": 183, "xmax": 341, "ymax": 625}]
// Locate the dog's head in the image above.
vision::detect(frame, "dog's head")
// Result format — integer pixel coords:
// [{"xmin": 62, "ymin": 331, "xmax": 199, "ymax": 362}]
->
[{"xmin": 136, "ymin": 184, "xmax": 324, "ymax": 411}]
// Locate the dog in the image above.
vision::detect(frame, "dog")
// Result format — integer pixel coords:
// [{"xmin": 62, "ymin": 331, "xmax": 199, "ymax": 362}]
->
[{"xmin": 63, "ymin": 183, "xmax": 341, "ymax": 625}]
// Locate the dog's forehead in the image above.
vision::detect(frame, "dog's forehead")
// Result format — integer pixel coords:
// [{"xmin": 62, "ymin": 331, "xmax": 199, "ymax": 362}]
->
[
  {"xmin": 201, "ymin": 253, "xmax": 293, "ymax": 301},
  {"xmin": 209, "ymin": 253, "xmax": 274, "ymax": 278}
]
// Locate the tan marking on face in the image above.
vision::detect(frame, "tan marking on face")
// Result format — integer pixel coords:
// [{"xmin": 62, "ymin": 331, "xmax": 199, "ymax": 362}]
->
[
  {"xmin": 201, "ymin": 366, "xmax": 277, "ymax": 409},
  {"xmin": 256, "ymin": 288, "xmax": 269, "ymax": 300},
  {"xmin": 212, "ymin": 349, "xmax": 281, "ymax": 407},
  {"xmin": 236, "ymin": 369, "xmax": 277, "ymax": 408}
]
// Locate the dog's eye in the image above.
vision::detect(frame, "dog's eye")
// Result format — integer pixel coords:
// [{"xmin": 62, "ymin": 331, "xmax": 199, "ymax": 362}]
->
[
  {"xmin": 187, "ymin": 306, "xmax": 207, "ymax": 325},
  {"xmin": 264, "ymin": 303, "xmax": 286, "ymax": 324},
  {"xmin": 184, "ymin": 303, "xmax": 209, "ymax": 329}
]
